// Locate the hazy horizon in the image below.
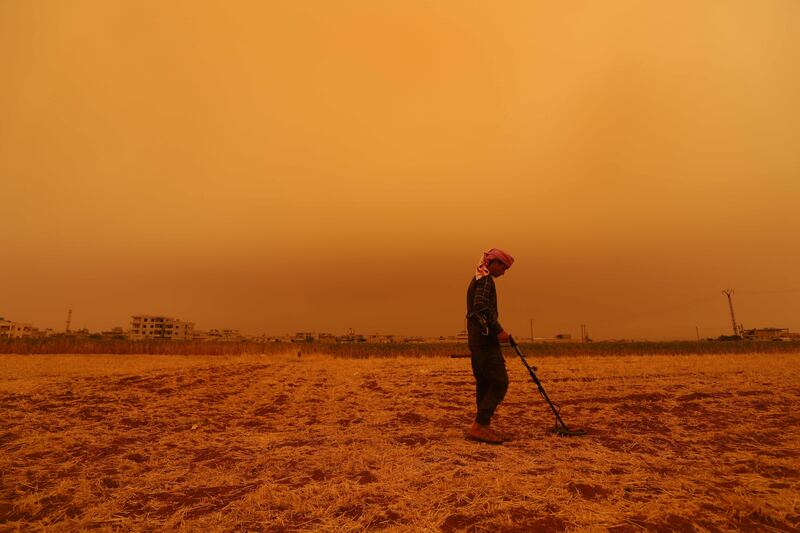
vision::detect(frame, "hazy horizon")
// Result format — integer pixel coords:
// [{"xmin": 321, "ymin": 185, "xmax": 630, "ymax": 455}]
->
[{"xmin": 2, "ymin": 2, "xmax": 799, "ymax": 341}]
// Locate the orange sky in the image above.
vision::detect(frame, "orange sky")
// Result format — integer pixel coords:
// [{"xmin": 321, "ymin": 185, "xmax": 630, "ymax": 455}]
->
[{"xmin": 2, "ymin": 1, "xmax": 799, "ymax": 340}]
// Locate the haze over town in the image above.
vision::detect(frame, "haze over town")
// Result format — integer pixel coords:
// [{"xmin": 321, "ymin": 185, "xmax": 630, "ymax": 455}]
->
[{"xmin": 2, "ymin": 2, "xmax": 799, "ymax": 340}]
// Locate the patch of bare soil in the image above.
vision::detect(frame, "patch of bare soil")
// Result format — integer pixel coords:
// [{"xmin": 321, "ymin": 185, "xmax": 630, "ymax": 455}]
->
[{"xmin": 1, "ymin": 353, "xmax": 799, "ymax": 531}]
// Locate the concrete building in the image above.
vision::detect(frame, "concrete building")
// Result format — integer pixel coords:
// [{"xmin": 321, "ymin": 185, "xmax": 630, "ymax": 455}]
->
[
  {"xmin": 30, "ymin": 328, "xmax": 51, "ymax": 339},
  {"xmin": 203, "ymin": 329, "xmax": 246, "ymax": 341},
  {"xmin": 0, "ymin": 318, "xmax": 33, "ymax": 338},
  {"xmin": 130, "ymin": 315, "xmax": 194, "ymax": 340},
  {"xmin": 100, "ymin": 327, "xmax": 127, "ymax": 339},
  {"xmin": 365, "ymin": 334, "xmax": 396, "ymax": 343},
  {"xmin": 741, "ymin": 327, "xmax": 794, "ymax": 341},
  {"xmin": 292, "ymin": 331, "xmax": 317, "ymax": 343}
]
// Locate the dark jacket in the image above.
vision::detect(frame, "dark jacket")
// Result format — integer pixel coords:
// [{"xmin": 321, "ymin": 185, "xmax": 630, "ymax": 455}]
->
[{"xmin": 466, "ymin": 275, "xmax": 503, "ymax": 345}]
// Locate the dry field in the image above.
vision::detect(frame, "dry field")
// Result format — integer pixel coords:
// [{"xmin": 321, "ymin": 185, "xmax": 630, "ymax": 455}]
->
[{"xmin": 1, "ymin": 352, "xmax": 799, "ymax": 532}]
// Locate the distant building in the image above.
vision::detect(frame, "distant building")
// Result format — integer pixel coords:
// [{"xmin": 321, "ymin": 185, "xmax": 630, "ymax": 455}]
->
[
  {"xmin": 365, "ymin": 334, "xmax": 396, "ymax": 343},
  {"xmin": 318, "ymin": 333, "xmax": 338, "ymax": 343},
  {"xmin": 100, "ymin": 327, "xmax": 127, "ymax": 339},
  {"xmin": 192, "ymin": 330, "xmax": 211, "ymax": 341},
  {"xmin": 202, "ymin": 328, "xmax": 245, "ymax": 341},
  {"xmin": 292, "ymin": 332, "xmax": 316, "ymax": 343},
  {"xmin": 30, "ymin": 328, "xmax": 51, "ymax": 339},
  {"xmin": 0, "ymin": 318, "xmax": 33, "ymax": 339},
  {"xmin": 741, "ymin": 327, "xmax": 793, "ymax": 341},
  {"xmin": 340, "ymin": 331, "xmax": 367, "ymax": 343},
  {"xmin": 129, "ymin": 315, "xmax": 194, "ymax": 340}
]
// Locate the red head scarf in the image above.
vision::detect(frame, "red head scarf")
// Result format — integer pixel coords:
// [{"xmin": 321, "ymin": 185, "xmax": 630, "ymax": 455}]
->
[{"xmin": 475, "ymin": 248, "xmax": 515, "ymax": 280}]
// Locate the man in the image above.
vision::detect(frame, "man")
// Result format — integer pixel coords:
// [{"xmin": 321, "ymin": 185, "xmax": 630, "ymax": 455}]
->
[{"xmin": 465, "ymin": 248, "xmax": 514, "ymax": 444}]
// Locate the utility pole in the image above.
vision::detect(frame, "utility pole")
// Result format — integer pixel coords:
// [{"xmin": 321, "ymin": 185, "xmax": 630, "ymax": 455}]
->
[
  {"xmin": 722, "ymin": 289, "xmax": 739, "ymax": 336},
  {"xmin": 529, "ymin": 318, "xmax": 534, "ymax": 342},
  {"xmin": 65, "ymin": 307, "xmax": 72, "ymax": 333},
  {"xmin": 580, "ymin": 324, "xmax": 587, "ymax": 343},
  {"xmin": 695, "ymin": 325, "xmax": 700, "ymax": 341}
]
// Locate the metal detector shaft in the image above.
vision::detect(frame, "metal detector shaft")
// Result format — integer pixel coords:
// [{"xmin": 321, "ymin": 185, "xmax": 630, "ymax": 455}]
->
[{"xmin": 509, "ymin": 336, "xmax": 574, "ymax": 432}]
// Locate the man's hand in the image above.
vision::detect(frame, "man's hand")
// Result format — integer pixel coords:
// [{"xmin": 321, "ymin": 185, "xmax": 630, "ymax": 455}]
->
[{"xmin": 497, "ymin": 330, "xmax": 510, "ymax": 343}]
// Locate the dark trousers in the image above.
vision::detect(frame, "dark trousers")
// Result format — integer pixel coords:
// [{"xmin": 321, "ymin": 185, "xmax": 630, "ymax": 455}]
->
[{"xmin": 469, "ymin": 341, "xmax": 509, "ymax": 426}]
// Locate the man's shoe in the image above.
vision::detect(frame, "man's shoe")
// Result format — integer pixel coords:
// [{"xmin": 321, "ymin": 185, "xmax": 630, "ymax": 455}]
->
[{"xmin": 467, "ymin": 422, "xmax": 505, "ymax": 444}]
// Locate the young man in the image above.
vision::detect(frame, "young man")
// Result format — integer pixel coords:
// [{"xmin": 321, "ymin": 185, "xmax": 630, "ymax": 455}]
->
[{"xmin": 465, "ymin": 248, "xmax": 514, "ymax": 444}]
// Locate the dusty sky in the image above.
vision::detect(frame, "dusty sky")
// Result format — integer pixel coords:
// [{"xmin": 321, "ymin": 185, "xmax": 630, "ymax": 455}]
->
[{"xmin": 2, "ymin": 1, "xmax": 799, "ymax": 340}]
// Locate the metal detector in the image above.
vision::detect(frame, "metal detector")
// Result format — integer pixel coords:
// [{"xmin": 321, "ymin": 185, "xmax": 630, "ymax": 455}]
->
[{"xmin": 509, "ymin": 336, "xmax": 586, "ymax": 436}]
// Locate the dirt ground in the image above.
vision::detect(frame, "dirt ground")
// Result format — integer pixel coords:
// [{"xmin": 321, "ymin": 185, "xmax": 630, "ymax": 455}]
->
[{"xmin": 1, "ymin": 352, "xmax": 799, "ymax": 532}]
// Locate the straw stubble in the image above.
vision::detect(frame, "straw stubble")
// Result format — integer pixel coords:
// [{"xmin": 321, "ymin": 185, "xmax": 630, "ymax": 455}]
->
[{"xmin": 1, "ymin": 352, "xmax": 798, "ymax": 531}]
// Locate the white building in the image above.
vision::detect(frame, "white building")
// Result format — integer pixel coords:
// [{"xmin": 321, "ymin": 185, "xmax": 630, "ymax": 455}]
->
[
  {"xmin": 0, "ymin": 318, "xmax": 33, "ymax": 338},
  {"xmin": 129, "ymin": 315, "xmax": 194, "ymax": 340}
]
